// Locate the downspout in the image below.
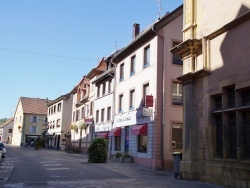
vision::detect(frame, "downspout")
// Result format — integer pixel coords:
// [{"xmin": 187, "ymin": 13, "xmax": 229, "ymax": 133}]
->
[
  {"xmin": 110, "ymin": 60, "xmax": 117, "ymax": 158},
  {"xmin": 152, "ymin": 25, "xmax": 165, "ymax": 169}
]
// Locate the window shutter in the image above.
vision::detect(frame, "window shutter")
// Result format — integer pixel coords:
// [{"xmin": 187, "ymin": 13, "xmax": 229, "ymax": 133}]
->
[
  {"xmin": 30, "ymin": 116, "xmax": 33, "ymax": 122},
  {"xmin": 37, "ymin": 116, "xmax": 39, "ymax": 122}
]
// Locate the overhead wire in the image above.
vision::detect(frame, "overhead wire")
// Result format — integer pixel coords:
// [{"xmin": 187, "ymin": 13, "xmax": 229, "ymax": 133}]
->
[{"xmin": 0, "ymin": 47, "xmax": 95, "ymax": 61}]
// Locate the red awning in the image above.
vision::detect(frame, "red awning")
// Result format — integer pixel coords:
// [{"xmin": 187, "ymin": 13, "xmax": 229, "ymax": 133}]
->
[
  {"xmin": 131, "ymin": 124, "xmax": 147, "ymax": 135},
  {"xmin": 96, "ymin": 132, "xmax": 109, "ymax": 139},
  {"xmin": 108, "ymin": 127, "xmax": 121, "ymax": 137}
]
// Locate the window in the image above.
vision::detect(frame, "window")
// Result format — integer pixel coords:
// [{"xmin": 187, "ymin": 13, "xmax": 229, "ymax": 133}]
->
[
  {"xmin": 97, "ymin": 85, "xmax": 100, "ymax": 98},
  {"xmin": 211, "ymin": 85, "xmax": 250, "ymax": 160},
  {"xmin": 101, "ymin": 109, "xmax": 105, "ymax": 122},
  {"xmin": 90, "ymin": 101, "xmax": 93, "ymax": 115},
  {"xmin": 172, "ymin": 123, "xmax": 182, "ymax": 149},
  {"xmin": 215, "ymin": 115, "xmax": 223, "ymax": 158},
  {"xmin": 119, "ymin": 94, "xmax": 123, "ymax": 113},
  {"xmin": 8, "ymin": 129, "xmax": 13, "ymax": 133},
  {"xmin": 73, "ymin": 111, "xmax": 75, "ymax": 122},
  {"xmin": 102, "ymin": 83, "xmax": 106, "ymax": 96},
  {"xmin": 243, "ymin": 111, "xmax": 250, "ymax": 159},
  {"xmin": 172, "ymin": 82, "xmax": 183, "ymax": 105},
  {"xmin": 56, "ymin": 119, "xmax": 61, "ymax": 128},
  {"xmin": 58, "ymin": 103, "xmax": 62, "ymax": 112},
  {"xmin": 130, "ymin": 55, "xmax": 136, "ymax": 76},
  {"xmin": 115, "ymin": 136, "xmax": 121, "ymax": 151},
  {"xmin": 108, "ymin": 80, "xmax": 112, "ymax": 93},
  {"xmin": 130, "ymin": 89, "xmax": 135, "ymax": 110},
  {"xmin": 120, "ymin": 63, "xmax": 124, "ymax": 81},
  {"xmin": 173, "ymin": 42, "xmax": 183, "ymax": 65},
  {"xmin": 30, "ymin": 126, "xmax": 37, "ymax": 134},
  {"xmin": 96, "ymin": 110, "xmax": 99, "ymax": 123},
  {"xmin": 138, "ymin": 135, "xmax": 147, "ymax": 153},
  {"xmin": 54, "ymin": 105, "xmax": 56, "ymax": 113},
  {"xmin": 82, "ymin": 107, "xmax": 85, "ymax": 118},
  {"xmin": 19, "ymin": 116, "xmax": 21, "ymax": 122},
  {"xmin": 76, "ymin": 110, "xmax": 79, "ymax": 121},
  {"xmin": 143, "ymin": 83, "xmax": 150, "ymax": 107},
  {"xmin": 107, "ymin": 107, "xmax": 111, "ymax": 121},
  {"xmin": 143, "ymin": 45, "xmax": 150, "ymax": 68},
  {"xmin": 31, "ymin": 116, "xmax": 38, "ymax": 122}
]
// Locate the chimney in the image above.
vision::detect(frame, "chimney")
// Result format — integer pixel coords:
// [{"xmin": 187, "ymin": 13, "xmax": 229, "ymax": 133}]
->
[{"xmin": 132, "ymin": 23, "xmax": 140, "ymax": 39}]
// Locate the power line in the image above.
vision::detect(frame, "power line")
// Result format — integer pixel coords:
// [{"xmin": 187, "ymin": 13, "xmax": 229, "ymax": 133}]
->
[{"xmin": 0, "ymin": 47, "xmax": 95, "ymax": 61}]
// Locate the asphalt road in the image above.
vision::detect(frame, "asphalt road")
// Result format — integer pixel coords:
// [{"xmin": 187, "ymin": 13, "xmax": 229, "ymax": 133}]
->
[{"xmin": 2, "ymin": 146, "xmax": 223, "ymax": 188}]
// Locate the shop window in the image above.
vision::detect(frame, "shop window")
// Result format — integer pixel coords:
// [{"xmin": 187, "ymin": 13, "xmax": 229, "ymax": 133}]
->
[
  {"xmin": 172, "ymin": 123, "xmax": 182, "ymax": 149},
  {"xmin": 115, "ymin": 136, "xmax": 121, "ymax": 151},
  {"xmin": 138, "ymin": 135, "xmax": 147, "ymax": 153}
]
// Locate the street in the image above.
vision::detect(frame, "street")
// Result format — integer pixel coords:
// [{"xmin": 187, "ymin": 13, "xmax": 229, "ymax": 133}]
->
[{"xmin": 1, "ymin": 145, "xmax": 223, "ymax": 188}]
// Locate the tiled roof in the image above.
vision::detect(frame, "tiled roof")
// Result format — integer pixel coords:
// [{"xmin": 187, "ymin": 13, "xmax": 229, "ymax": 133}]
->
[
  {"xmin": 0, "ymin": 117, "xmax": 14, "ymax": 128},
  {"xmin": 20, "ymin": 97, "xmax": 50, "ymax": 115}
]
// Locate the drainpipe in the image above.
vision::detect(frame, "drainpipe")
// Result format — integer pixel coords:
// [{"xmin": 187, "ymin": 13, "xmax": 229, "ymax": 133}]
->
[
  {"xmin": 152, "ymin": 25, "xmax": 165, "ymax": 169},
  {"xmin": 110, "ymin": 59, "xmax": 117, "ymax": 158}
]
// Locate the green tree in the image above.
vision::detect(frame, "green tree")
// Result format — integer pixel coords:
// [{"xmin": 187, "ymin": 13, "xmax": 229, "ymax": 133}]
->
[
  {"xmin": 0, "ymin": 118, "xmax": 7, "ymax": 124},
  {"xmin": 87, "ymin": 138, "xmax": 107, "ymax": 163}
]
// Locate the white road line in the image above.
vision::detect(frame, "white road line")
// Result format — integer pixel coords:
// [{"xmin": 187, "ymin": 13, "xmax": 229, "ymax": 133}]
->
[
  {"xmin": 46, "ymin": 168, "xmax": 70, "ymax": 170},
  {"xmin": 40, "ymin": 161, "xmax": 59, "ymax": 163},
  {"xmin": 42, "ymin": 164, "xmax": 63, "ymax": 166}
]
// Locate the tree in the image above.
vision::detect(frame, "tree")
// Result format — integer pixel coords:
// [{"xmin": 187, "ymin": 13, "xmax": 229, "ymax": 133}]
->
[
  {"xmin": 0, "ymin": 118, "xmax": 7, "ymax": 124},
  {"xmin": 88, "ymin": 138, "xmax": 107, "ymax": 163}
]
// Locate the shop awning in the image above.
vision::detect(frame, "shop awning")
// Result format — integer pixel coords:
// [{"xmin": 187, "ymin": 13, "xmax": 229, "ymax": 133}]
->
[
  {"xmin": 96, "ymin": 132, "xmax": 109, "ymax": 139},
  {"xmin": 109, "ymin": 127, "xmax": 121, "ymax": 137},
  {"xmin": 131, "ymin": 124, "xmax": 147, "ymax": 135}
]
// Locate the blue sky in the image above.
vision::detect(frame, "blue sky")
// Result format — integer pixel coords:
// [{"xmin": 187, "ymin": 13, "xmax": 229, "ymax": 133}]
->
[{"xmin": 0, "ymin": 0, "xmax": 182, "ymax": 118}]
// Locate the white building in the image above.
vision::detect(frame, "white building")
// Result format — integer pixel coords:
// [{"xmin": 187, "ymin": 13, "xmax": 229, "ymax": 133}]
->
[
  {"xmin": 47, "ymin": 93, "xmax": 73, "ymax": 150},
  {"xmin": 0, "ymin": 118, "xmax": 14, "ymax": 144},
  {"xmin": 111, "ymin": 6, "xmax": 183, "ymax": 169}
]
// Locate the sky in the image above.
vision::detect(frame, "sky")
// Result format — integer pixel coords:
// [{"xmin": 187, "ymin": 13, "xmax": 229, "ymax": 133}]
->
[{"xmin": 0, "ymin": 0, "xmax": 183, "ymax": 119}]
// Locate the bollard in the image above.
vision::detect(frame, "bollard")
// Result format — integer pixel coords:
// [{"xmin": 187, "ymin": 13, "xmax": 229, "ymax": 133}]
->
[{"xmin": 172, "ymin": 152, "xmax": 182, "ymax": 178}]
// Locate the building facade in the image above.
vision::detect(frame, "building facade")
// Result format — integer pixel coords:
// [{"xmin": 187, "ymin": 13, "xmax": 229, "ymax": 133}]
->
[
  {"xmin": 111, "ymin": 6, "xmax": 183, "ymax": 169},
  {"xmin": 171, "ymin": 0, "xmax": 250, "ymax": 187},
  {"xmin": 12, "ymin": 97, "xmax": 48, "ymax": 146},
  {"xmin": 0, "ymin": 118, "xmax": 14, "ymax": 144},
  {"xmin": 47, "ymin": 93, "xmax": 73, "ymax": 150}
]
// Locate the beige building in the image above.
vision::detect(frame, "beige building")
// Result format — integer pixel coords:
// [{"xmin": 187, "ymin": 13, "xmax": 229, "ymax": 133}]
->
[
  {"xmin": 47, "ymin": 93, "xmax": 73, "ymax": 150},
  {"xmin": 111, "ymin": 5, "xmax": 183, "ymax": 169},
  {"xmin": 12, "ymin": 97, "xmax": 49, "ymax": 146},
  {"xmin": 171, "ymin": 0, "xmax": 250, "ymax": 187},
  {"xmin": 0, "ymin": 117, "xmax": 14, "ymax": 144}
]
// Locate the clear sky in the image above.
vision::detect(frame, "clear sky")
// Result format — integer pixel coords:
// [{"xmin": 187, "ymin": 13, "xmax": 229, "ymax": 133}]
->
[{"xmin": 0, "ymin": 0, "xmax": 183, "ymax": 119}]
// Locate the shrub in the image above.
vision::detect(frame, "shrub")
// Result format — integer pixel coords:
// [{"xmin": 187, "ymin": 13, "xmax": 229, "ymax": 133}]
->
[
  {"xmin": 87, "ymin": 138, "xmax": 107, "ymax": 163},
  {"xmin": 115, "ymin": 152, "xmax": 122, "ymax": 158},
  {"xmin": 34, "ymin": 138, "xmax": 45, "ymax": 150}
]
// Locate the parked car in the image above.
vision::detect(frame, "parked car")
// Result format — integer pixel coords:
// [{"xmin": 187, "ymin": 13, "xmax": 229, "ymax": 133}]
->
[{"xmin": 0, "ymin": 142, "xmax": 6, "ymax": 158}]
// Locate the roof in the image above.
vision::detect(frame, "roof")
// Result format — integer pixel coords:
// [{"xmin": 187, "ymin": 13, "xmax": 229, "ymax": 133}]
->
[
  {"xmin": 112, "ymin": 5, "xmax": 183, "ymax": 63},
  {"xmin": 86, "ymin": 57, "xmax": 107, "ymax": 79},
  {"xmin": 47, "ymin": 93, "xmax": 71, "ymax": 107},
  {"xmin": 20, "ymin": 97, "xmax": 50, "ymax": 115},
  {"xmin": 0, "ymin": 118, "xmax": 14, "ymax": 128}
]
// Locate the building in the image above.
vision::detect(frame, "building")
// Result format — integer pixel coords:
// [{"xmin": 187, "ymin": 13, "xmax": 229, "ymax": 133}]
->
[
  {"xmin": 92, "ymin": 53, "xmax": 117, "ymax": 155},
  {"xmin": 171, "ymin": 0, "xmax": 250, "ymax": 187},
  {"xmin": 12, "ymin": 97, "xmax": 49, "ymax": 146},
  {"xmin": 46, "ymin": 93, "xmax": 73, "ymax": 150},
  {"xmin": 110, "ymin": 5, "xmax": 183, "ymax": 169},
  {"xmin": 0, "ymin": 117, "xmax": 14, "ymax": 144}
]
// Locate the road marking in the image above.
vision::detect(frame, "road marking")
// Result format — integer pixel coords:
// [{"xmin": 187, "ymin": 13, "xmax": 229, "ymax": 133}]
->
[
  {"xmin": 40, "ymin": 161, "xmax": 59, "ymax": 163},
  {"xmin": 42, "ymin": 164, "xmax": 63, "ymax": 166},
  {"xmin": 46, "ymin": 168, "xmax": 70, "ymax": 170}
]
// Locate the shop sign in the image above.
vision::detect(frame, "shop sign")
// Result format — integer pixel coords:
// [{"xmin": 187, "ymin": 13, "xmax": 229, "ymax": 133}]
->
[
  {"xmin": 145, "ymin": 95, "xmax": 153, "ymax": 107},
  {"xmin": 143, "ymin": 108, "xmax": 153, "ymax": 116},
  {"xmin": 84, "ymin": 118, "xmax": 93, "ymax": 125},
  {"xmin": 116, "ymin": 116, "xmax": 131, "ymax": 123}
]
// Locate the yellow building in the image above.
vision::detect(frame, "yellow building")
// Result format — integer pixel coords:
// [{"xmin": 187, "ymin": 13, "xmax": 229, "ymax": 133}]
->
[
  {"xmin": 171, "ymin": 0, "xmax": 250, "ymax": 187},
  {"xmin": 12, "ymin": 97, "xmax": 49, "ymax": 146}
]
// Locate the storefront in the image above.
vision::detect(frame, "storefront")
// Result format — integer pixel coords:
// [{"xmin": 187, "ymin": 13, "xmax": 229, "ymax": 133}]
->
[{"xmin": 109, "ymin": 110, "xmax": 154, "ymax": 168}]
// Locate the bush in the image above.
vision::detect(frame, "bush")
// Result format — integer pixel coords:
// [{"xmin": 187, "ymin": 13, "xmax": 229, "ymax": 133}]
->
[
  {"xmin": 87, "ymin": 138, "xmax": 107, "ymax": 163},
  {"xmin": 34, "ymin": 138, "xmax": 45, "ymax": 150},
  {"xmin": 115, "ymin": 152, "xmax": 122, "ymax": 158}
]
